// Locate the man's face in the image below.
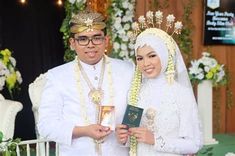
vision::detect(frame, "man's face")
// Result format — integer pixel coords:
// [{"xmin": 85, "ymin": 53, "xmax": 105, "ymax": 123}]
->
[{"xmin": 70, "ymin": 29, "xmax": 108, "ymax": 65}]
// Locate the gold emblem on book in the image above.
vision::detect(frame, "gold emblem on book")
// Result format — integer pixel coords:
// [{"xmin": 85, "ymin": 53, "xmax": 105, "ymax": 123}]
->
[{"xmin": 128, "ymin": 112, "xmax": 138, "ymax": 122}]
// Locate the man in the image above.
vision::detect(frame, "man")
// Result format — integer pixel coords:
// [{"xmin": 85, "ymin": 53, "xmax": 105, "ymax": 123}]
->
[{"xmin": 38, "ymin": 10, "xmax": 133, "ymax": 156}]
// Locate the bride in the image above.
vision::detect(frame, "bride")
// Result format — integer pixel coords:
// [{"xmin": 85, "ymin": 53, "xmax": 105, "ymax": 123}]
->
[{"xmin": 116, "ymin": 11, "xmax": 203, "ymax": 156}]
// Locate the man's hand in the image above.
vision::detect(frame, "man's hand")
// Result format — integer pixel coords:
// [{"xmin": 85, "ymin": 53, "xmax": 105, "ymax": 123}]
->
[{"xmin": 73, "ymin": 124, "xmax": 111, "ymax": 140}]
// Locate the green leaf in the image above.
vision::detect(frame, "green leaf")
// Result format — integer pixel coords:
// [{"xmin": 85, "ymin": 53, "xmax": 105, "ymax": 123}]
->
[
  {"xmin": 0, "ymin": 131, "xmax": 3, "ymax": 142},
  {"xmin": 3, "ymin": 151, "xmax": 11, "ymax": 156}
]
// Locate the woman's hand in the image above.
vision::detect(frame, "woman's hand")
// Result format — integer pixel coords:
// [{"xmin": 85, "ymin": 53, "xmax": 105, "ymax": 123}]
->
[
  {"xmin": 129, "ymin": 127, "xmax": 155, "ymax": 145},
  {"xmin": 115, "ymin": 124, "xmax": 129, "ymax": 144},
  {"xmin": 73, "ymin": 124, "xmax": 111, "ymax": 140}
]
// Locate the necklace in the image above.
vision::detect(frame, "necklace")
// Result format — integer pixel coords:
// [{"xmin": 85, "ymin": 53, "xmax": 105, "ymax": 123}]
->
[
  {"xmin": 77, "ymin": 57, "xmax": 105, "ymax": 105},
  {"xmin": 75, "ymin": 55, "xmax": 114, "ymax": 156}
]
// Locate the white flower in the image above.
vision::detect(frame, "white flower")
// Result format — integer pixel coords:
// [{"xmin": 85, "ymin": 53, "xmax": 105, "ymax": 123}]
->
[
  {"xmin": 146, "ymin": 11, "xmax": 154, "ymax": 19},
  {"xmin": 122, "ymin": 35, "xmax": 129, "ymax": 42},
  {"xmin": 155, "ymin": 10, "xmax": 163, "ymax": 19},
  {"xmin": 196, "ymin": 73, "xmax": 204, "ymax": 80},
  {"xmin": 128, "ymin": 43, "xmax": 134, "ymax": 49},
  {"xmin": 132, "ymin": 22, "xmax": 139, "ymax": 30},
  {"xmin": 202, "ymin": 52, "xmax": 210, "ymax": 57},
  {"xmin": 0, "ymin": 77, "xmax": 6, "ymax": 90},
  {"xmin": 16, "ymin": 71, "xmax": 23, "ymax": 84},
  {"xmin": 113, "ymin": 42, "xmax": 120, "ymax": 51},
  {"xmin": 138, "ymin": 16, "xmax": 145, "ymax": 24},
  {"xmin": 188, "ymin": 52, "xmax": 226, "ymax": 86},
  {"xmin": 121, "ymin": 43, "xmax": 127, "ymax": 51},
  {"xmin": 166, "ymin": 14, "xmax": 175, "ymax": 23},
  {"xmin": 174, "ymin": 21, "xmax": 183, "ymax": 30},
  {"xmin": 119, "ymin": 51, "xmax": 125, "ymax": 57},
  {"xmin": 10, "ymin": 57, "xmax": 16, "ymax": 67},
  {"xmin": 225, "ymin": 152, "xmax": 235, "ymax": 156},
  {"xmin": 123, "ymin": 23, "xmax": 130, "ymax": 30},
  {"xmin": 122, "ymin": 1, "xmax": 129, "ymax": 9},
  {"xmin": 68, "ymin": 0, "xmax": 76, "ymax": 4}
]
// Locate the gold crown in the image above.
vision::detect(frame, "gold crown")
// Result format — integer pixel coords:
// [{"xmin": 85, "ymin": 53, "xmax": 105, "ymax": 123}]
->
[
  {"xmin": 130, "ymin": 10, "xmax": 183, "ymax": 84},
  {"xmin": 129, "ymin": 10, "xmax": 183, "ymax": 41},
  {"xmin": 70, "ymin": 10, "xmax": 106, "ymax": 33}
]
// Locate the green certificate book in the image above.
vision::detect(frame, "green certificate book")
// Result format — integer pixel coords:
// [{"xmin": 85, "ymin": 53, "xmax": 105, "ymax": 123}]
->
[{"xmin": 122, "ymin": 105, "xmax": 143, "ymax": 128}]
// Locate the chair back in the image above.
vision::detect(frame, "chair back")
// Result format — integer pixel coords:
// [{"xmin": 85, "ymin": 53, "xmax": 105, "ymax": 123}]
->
[
  {"xmin": 0, "ymin": 96, "xmax": 23, "ymax": 139},
  {"xmin": 28, "ymin": 73, "xmax": 47, "ymax": 137}
]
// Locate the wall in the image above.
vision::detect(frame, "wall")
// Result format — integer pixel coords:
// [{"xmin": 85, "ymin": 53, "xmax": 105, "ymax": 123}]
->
[{"xmin": 136, "ymin": 0, "xmax": 235, "ymax": 133}]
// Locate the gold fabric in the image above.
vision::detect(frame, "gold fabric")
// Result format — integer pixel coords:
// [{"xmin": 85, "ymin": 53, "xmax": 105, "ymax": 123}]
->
[{"xmin": 70, "ymin": 10, "xmax": 106, "ymax": 33}]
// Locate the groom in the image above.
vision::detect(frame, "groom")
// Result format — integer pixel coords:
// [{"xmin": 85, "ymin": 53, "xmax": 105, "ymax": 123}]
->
[{"xmin": 38, "ymin": 9, "xmax": 133, "ymax": 156}]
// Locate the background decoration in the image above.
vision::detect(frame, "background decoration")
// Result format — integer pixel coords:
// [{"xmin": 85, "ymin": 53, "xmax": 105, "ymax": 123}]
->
[
  {"xmin": 60, "ymin": 0, "xmax": 136, "ymax": 62},
  {"xmin": 60, "ymin": 0, "xmax": 86, "ymax": 62},
  {"xmin": 0, "ymin": 49, "xmax": 23, "ymax": 98},
  {"xmin": 106, "ymin": 0, "xmax": 136, "ymax": 61},
  {"xmin": 188, "ymin": 52, "xmax": 227, "ymax": 86}
]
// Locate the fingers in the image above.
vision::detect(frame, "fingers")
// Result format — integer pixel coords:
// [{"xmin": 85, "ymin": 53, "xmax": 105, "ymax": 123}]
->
[
  {"xmin": 116, "ymin": 124, "xmax": 128, "ymax": 130},
  {"xmin": 87, "ymin": 124, "xmax": 112, "ymax": 140},
  {"xmin": 115, "ymin": 124, "xmax": 129, "ymax": 144},
  {"xmin": 100, "ymin": 125, "xmax": 110, "ymax": 132},
  {"xmin": 128, "ymin": 127, "xmax": 147, "ymax": 136},
  {"xmin": 128, "ymin": 127, "xmax": 155, "ymax": 144}
]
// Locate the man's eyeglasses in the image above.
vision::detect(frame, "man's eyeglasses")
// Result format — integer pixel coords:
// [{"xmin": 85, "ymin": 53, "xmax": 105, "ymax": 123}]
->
[{"xmin": 74, "ymin": 36, "xmax": 105, "ymax": 46}]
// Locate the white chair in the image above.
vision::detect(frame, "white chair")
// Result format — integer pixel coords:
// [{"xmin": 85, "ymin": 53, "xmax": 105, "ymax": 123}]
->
[
  {"xmin": 28, "ymin": 73, "xmax": 47, "ymax": 138},
  {"xmin": 27, "ymin": 73, "xmax": 59, "ymax": 156},
  {"xmin": 16, "ymin": 139, "xmax": 59, "ymax": 156},
  {"xmin": 0, "ymin": 95, "xmax": 23, "ymax": 140}
]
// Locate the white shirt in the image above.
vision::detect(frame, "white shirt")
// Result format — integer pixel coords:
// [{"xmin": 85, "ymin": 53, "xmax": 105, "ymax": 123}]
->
[{"xmin": 38, "ymin": 57, "xmax": 133, "ymax": 156}]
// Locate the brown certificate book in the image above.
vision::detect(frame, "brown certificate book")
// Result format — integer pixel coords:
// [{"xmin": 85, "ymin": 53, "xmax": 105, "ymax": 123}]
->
[{"xmin": 99, "ymin": 105, "xmax": 115, "ymax": 130}]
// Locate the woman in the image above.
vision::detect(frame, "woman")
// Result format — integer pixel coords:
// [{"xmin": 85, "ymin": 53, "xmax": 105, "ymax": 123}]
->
[{"xmin": 116, "ymin": 11, "xmax": 203, "ymax": 156}]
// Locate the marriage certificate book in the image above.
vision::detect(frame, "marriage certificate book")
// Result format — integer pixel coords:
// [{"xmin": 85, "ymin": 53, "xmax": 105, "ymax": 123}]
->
[
  {"xmin": 122, "ymin": 105, "xmax": 143, "ymax": 128},
  {"xmin": 99, "ymin": 105, "xmax": 115, "ymax": 130}
]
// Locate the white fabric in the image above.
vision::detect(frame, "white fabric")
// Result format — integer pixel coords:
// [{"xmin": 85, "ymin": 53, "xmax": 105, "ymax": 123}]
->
[
  {"xmin": 28, "ymin": 73, "xmax": 47, "ymax": 137},
  {"xmin": 0, "ymin": 96, "xmax": 23, "ymax": 139},
  {"xmin": 38, "ymin": 57, "xmax": 133, "ymax": 156},
  {"xmin": 134, "ymin": 33, "xmax": 203, "ymax": 155}
]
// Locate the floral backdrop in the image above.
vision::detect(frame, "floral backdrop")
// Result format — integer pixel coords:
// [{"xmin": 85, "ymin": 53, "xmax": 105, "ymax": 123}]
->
[
  {"xmin": 0, "ymin": 49, "xmax": 22, "ymax": 98},
  {"xmin": 60, "ymin": 0, "xmax": 136, "ymax": 62}
]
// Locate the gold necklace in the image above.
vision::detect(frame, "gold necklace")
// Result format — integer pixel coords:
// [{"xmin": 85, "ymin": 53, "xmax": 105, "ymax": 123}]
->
[{"xmin": 77, "ymin": 57, "xmax": 105, "ymax": 105}]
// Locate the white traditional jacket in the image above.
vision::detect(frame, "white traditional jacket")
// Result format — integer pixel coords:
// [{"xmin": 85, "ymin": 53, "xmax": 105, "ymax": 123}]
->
[{"xmin": 38, "ymin": 57, "xmax": 133, "ymax": 156}]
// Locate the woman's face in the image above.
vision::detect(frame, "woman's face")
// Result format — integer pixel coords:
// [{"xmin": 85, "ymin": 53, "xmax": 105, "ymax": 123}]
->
[{"xmin": 136, "ymin": 45, "xmax": 162, "ymax": 78}]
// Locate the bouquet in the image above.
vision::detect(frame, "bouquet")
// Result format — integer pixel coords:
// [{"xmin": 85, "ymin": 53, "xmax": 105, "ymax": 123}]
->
[
  {"xmin": 0, "ymin": 49, "xmax": 23, "ymax": 97},
  {"xmin": 188, "ymin": 52, "xmax": 227, "ymax": 86}
]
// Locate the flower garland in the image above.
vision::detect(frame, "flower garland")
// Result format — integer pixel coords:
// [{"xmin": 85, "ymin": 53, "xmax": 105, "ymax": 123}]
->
[
  {"xmin": 0, "ymin": 49, "xmax": 22, "ymax": 98},
  {"xmin": 60, "ymin": 0, "xmax": 136, "ymax": 62},
  {"xmin": 128, "ymin": 67, "xmax": 142, "ymax": 156}
]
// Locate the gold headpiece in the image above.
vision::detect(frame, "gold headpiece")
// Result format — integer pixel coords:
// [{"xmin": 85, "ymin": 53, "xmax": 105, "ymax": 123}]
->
[
  {"xmin": 129, "ymin": 10, "xmax": 183, "ymax": 84},
  {"xmin": 70, "ymin": 10, "xmax": 106, "ymax": 33}
]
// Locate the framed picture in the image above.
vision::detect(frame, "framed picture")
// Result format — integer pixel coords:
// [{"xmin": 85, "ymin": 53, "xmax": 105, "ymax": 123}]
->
[{"xmin": 99, "ymin": 105, "xmax": 115, "ymax": 130}]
